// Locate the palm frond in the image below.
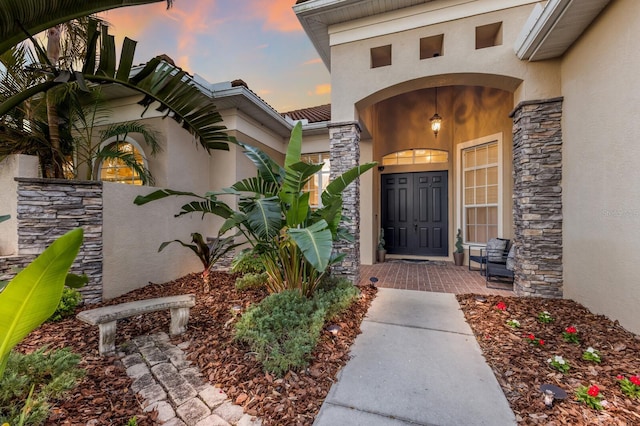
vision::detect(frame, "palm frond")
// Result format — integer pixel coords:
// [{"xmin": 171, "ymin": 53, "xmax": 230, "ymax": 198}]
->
[
  {"xmin": 0, "ymin": 0, "xmax": 172, "ymax": 55},
  {"xmin": 94, "ymin": 144, "xmax": 154, "ymax": 185}
]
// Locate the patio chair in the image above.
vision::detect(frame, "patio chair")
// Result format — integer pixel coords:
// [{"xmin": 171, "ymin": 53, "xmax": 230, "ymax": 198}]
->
[
  {"xmin": 486, "ymin": 244, "xmax": 515, "ymax": 289},
  {"xmin": 468, "ymin": 238, "xmax": 510, "ymax": 274}
]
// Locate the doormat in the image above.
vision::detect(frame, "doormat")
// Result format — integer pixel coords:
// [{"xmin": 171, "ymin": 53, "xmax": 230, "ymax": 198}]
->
[{"xmin": 387, "ymin": 259, "xmax": 448, "ymax": 266}]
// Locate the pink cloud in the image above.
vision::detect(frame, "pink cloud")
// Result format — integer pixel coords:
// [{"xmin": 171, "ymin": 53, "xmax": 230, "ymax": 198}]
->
[
  {"xmin": 249, "ymin": 0, "xmax": 302, "ymax": 32},
  {"xmin": 314, "ymin": 84, "xmax": 331, "ymax": 95},
  {"xmin": 303, "ymin": 58, "xmax": 322, "ymax": 66}
]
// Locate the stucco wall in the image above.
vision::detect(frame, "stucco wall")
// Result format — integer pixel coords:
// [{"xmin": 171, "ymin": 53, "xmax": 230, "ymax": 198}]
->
[
  {"xmin": 329, "ymin": 4, "xmax": 560, "ymax": 122},
  {"xmin": 0, "ymin": 155, "xmax": 38, "ymax": 255},
  {"xmin": 561, "ymin": 0, "xmax": 640, "ymax": 334},
  {"xmin": 102, "ymin": 182, "xmax": 214, "ymax": 299}
]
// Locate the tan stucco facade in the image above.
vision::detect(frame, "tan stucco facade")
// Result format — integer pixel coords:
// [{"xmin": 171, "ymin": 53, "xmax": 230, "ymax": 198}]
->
[{"xmin": 561, "ymin": 0, "xmax": 640, "ymax": 334}]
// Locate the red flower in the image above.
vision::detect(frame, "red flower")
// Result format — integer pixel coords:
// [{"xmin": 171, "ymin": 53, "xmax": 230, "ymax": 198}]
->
[
  {"xmin": 617, "ymin": 375, "xmax": 624, "ymax": 380},
  {"xmin": 538, "ymin": 339, "xmax": 545, "ymax": 345},
  {"xmin": 630, "ymin": 376, "xmax": 640, "ymax": 386},
  {"xmin": 565, "ymin": 326, "xmax": 577, "ymax": 334},
  {"xmin": 587, "ymin": 385, "xmax": 600, "ymax": 397},
  {"xmin": 495, "ymin": 301, "xmax": 507, "ymax": 311},
  {"xmin": 527, "ymin": 333, "xmax": 535, "ymax": 340}
]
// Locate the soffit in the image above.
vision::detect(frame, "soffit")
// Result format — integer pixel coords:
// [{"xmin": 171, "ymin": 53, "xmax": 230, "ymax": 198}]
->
[
  {"xmin": 515, "ymin": 0, "xmax": 611, "ymax": 61},
  {"xmin": 294, "ymin": 0, "xmax": 431, "ymax": 69}
]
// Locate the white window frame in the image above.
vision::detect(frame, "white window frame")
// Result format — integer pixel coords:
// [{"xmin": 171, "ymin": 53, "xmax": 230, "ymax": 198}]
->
[
  {"xmin": 455, "ymin": 133, "xmax": 503, "ymax": 245},
  {"xmin": 95, "ymin": 135, "xmax": 149, "ymax": 185}
]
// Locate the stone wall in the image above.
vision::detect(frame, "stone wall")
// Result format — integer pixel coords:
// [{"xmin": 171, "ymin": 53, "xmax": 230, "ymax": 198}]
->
[
  {"xmin": 329, "ymin": 122, "xmax": 361, "ymax": 285},
  {"xmin": 510, "ymin": 97, "xmax": 563, "ymax": 298},
  {"xmin": 0, "ymin": 178, "xmax": 104, "ymax": 303}
]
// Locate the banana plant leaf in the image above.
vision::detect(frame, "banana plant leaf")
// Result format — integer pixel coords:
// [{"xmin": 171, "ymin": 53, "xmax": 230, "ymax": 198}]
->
[
  {"xmin": 0, "ymin": 227, "xmax": 83, "ymax": 378},
  {"xmin": 321, "ymin": 162, "xmax": 378, "ymax": 206},
  {"xmin": 245, "ymin": 197, "xmax": 281, "ymax": 241},
  {"xmin": 239, "ymin": 143, "xmax": 282, "ymax": 184},
  {"xmin": 134, "ymin": 188, "xmax": 209, "ymax": 205},
  {"xmin": 0, "ymin": 0, "xmax": 172, "ymax": 56},
  {"xmin": 288, "ymin": 220, "xmax": 332, "ymax": 272}
]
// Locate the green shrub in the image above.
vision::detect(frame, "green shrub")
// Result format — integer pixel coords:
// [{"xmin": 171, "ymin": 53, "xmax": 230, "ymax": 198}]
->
[
  {"xmin": 235, "ymin": 291, "xmax": 325, "ymax": 376},
  {"xmin": 235, "ymin": 272, "xmax": 268, "ymax": 291},
  {"xmin": 48, "ymin": 287, "xmax": 82, "ymax": 322},
  {"xmin": 234, "ymin": 281, "xmax": 359, "ymax": 376},
  {"xmin": 231, "ymin": 249, "xmax": 265, "ymax": 275},
  {"xmin": 313, "ymin": 278, "xmax": 359, "ymax": 320},
  {"xmin": 0, "ymin": 347, "xmax": 84, "ymax": 425}
]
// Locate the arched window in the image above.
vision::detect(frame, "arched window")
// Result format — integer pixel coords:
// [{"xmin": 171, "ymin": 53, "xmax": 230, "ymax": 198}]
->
[
  {"xmin": 97, "ymin": 137, "xmax": 148, "ymax": 185},
  {"xmin": 381, "ymin": 149, "xmax": 448, "ymax": 166}
]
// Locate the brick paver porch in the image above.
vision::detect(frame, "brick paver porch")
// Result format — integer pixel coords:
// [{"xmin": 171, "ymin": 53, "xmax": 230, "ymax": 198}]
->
[{"xmin": 359, "ymin": 260, "xmax": 513, "ymax": 296}]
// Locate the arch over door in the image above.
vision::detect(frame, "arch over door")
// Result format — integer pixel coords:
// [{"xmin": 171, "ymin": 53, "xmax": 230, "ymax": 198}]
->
[{"xmin": 382, "ymin": 171, "xmax": 448, "ymax": 256}]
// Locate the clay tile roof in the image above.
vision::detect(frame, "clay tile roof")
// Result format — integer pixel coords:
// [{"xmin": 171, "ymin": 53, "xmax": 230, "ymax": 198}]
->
[{"xmin": 283, "ymin": 104, "xmax": 331, "ymax": 123}]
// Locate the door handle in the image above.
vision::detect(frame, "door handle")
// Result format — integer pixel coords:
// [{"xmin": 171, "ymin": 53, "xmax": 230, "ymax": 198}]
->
[{"xmin": 414, "ymin": 223, "xmax": 418, "ymax": 232}]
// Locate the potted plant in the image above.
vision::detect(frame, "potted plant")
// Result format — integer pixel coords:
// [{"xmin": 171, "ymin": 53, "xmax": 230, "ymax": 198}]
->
[
  {"xmin": 377, "ymin": 228, "xmax": 386, "ymax": 263},
  {"xmin": 453, "ymin": 228, "xmax": 465, "ymax": 266}
]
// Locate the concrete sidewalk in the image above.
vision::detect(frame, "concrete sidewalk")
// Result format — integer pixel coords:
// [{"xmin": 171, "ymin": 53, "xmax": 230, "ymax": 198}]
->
[{"xmin": 314, "ymin": 288, "xmax": 516, "ymax": 426}]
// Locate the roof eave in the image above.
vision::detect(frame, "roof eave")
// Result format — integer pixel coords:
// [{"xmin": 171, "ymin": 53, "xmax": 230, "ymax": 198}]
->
[{"xmin": 514, "ymin": 0, "xmax": 611, "ymax": 61}]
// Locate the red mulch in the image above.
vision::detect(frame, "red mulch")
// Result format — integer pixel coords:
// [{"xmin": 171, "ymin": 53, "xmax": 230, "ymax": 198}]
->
[
  {"xmin": 457, "ymin": 294, "xmax": 640, "ymax": 425},
  {"xmin": 17, "ymin": 272, "xmax": 377, "ymax": 425}
]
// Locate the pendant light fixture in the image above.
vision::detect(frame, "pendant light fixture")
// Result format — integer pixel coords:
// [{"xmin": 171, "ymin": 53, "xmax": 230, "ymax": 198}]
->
[{"xmin": 430, "ymin": 87, "xmax": 442, "ymax": 138}]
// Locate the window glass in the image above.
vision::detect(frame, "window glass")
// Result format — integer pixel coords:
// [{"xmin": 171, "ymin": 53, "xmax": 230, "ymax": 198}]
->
[
  {"xmin": 99, "ymin": 142, "xmax": 145, "ymax": 185},
  {"xmin": 382, "ymin": 149, "xmax": 448, "ymax": 166},
  {"xmin": 462, "ymin": 141, "xmax": 499, "ymax": 244},
  {"xmin": 302, "ymin": 152, "xmax": 330, "ymax": 208}
]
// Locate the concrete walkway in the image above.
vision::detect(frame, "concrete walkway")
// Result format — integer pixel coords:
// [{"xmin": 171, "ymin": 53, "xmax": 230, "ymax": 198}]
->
[{"xmin": 314, "ymin": 288, "xmax": 516, "ymax": 426}]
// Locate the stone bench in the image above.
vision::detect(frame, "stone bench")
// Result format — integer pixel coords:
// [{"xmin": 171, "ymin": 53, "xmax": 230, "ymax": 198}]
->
[{"xmin": 77, "ymin": 294, "xmax": 196, "ymax": 355}]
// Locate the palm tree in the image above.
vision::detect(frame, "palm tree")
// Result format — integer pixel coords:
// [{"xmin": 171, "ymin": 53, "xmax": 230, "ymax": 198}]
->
[
  {"xmin": 1, "ymin": 17, "xmax": 232, "ymax": 179},
  {"xmin": 0, "ymin": 0, "xmax": 174, "ymax": 56}
]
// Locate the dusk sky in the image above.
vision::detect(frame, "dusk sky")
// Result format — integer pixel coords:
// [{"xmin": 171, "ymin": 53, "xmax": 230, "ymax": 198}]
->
[{"xmin": 98, "ymin": 0, "xmax": 330, "ymax": 113}]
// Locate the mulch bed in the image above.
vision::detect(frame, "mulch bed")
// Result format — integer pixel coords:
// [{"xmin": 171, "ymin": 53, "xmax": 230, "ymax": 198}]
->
[
  {"xmin": 17, "ymin": 271, "xmax": 377, "ymax": 425},
  {"xmin": 457, "ymin": 294, "xmax": 640, "ymax": 425}
]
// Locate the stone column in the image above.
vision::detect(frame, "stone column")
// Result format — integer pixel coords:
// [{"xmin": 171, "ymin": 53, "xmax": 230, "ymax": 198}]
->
[
  {"xmin": 328, "ymin": 122, "xmax": 361, "ymax": 285},
  {"xmin": 510, "ymin": 97, "xmax": 563, "ymax": 298}
]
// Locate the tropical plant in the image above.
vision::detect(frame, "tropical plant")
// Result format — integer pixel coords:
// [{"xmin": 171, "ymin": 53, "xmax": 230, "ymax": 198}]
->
[
  {"xmin": 47, "ymin": 287, "xmax": 83, "ymax": 322},
  {"xmin": 158, "ymin": 232, "xmax": 240, "ymax": 292},
  {"xmin": 1, "ymin": 17, "xmax": 232, "ymax": 179},
  {"xmin": 0, "ymin": 228, "xmax": 83, "ymax": 379},
  {"xmin": 135, "ymin": 122, "xmax": 377, "ymax": 297},
  {"xmin": 231, "ymin": 248, "xmax": 265, "ymax": 275},
  {"xmin": 0, "ymin": 215, "xmax": 9, "ymax": 223},
  {"xmin": 0, "ymin": 0, "xmax": 174, "ymax": 56}
]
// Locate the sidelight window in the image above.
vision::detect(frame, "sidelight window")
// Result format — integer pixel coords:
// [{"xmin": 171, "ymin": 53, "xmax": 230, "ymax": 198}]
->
[{"xmin": 462, "ymin": 142, "xmax": 499, "ymax": 244}]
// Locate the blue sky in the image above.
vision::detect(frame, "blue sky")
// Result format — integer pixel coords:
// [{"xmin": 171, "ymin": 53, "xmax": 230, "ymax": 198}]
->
[{"xmin": 99, "ymin": 0, "xmax": 330, "ymax": 113}]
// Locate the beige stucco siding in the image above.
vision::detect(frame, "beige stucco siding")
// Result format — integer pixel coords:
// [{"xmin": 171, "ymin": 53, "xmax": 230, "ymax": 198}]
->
[
  {"xmin": 561, "ymin": 0, "xmax": 640, "ymax": 334},
  {"xmin": 330, "ymin": 4, "xmax": 561, "ymax": 122}
]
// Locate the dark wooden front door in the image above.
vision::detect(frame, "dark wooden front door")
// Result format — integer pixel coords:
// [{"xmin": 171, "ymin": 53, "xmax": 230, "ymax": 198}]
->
[{"xmin": 381, "ymin": 171, "xmax": 448, "ymax": 256}]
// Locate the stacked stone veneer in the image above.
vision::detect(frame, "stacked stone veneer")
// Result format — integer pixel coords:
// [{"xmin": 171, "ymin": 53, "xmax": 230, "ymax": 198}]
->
[
  {"xmin": 329, "ymin": 122, "xmax": 361, "ymax": 285},
  {"xmin": 0, "ymin": 178, "xmax": 103, "ymax": 303},
  {"xmin": 510, "ymin": 97, "xmax": 563, "ymax": 298}
]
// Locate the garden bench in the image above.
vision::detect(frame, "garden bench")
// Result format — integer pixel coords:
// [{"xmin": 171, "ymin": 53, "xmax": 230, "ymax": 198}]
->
[{"xmin": 77, "ymin": 294, "xmax": 196, "ymax": 355}]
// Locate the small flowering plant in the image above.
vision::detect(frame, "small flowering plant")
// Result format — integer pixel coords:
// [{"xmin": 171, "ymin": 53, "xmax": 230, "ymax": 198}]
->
[
  {"xmin": 616, "ymin": 375, "xmax": 640, "ymax": 399},
  {"xmin": 562, "ymin": 326, "xmax": 580, "ymax": 344},
  {"xmin": 575, "ymin": 384, "xmax": 604, "ymax": 410},
  {"xmin": 582, "ymin": 347, "xmax": 601, "ymax": 363},
  {"xmin": 538, "ymin": 311, "xmax": 554, "ymax": 324},
  {"xmin": 495, "ymin": 301, "xmax": 507, "ymax": 311},
  {"xmin": 548, "ymin": 355, "xmax": 570, "ymax": 373},
  {"xmin": 525, "ymin": 333, "xmax": 545, "ymax": 347},
  {"xmin": 506, "ymin": 319, "xmax": 521, "ymax": 328}
]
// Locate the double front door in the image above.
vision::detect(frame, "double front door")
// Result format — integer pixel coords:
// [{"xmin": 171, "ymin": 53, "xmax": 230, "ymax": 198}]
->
[{"xmin": 381, "ymin": 171, "xmax": 448, "ymax": 256}]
